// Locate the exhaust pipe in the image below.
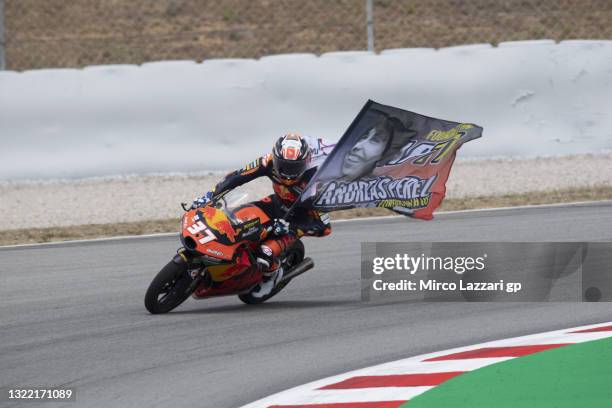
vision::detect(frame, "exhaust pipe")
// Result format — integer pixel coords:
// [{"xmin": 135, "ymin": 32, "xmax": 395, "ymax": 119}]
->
[{"xmin": 281, "ymin": 257, "xmax": 314, "ymax": 282}]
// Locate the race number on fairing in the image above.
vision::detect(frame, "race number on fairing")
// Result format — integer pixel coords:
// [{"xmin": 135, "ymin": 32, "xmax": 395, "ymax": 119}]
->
[{"xmin": 187, "ymin": 221, "xmax": 216, "ymax": 244}]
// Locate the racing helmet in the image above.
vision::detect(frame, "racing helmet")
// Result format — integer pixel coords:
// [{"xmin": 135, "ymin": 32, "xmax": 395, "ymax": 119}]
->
[{"xmin": 272, "ymin": 133, "xmax": 311, "ymax": 180}]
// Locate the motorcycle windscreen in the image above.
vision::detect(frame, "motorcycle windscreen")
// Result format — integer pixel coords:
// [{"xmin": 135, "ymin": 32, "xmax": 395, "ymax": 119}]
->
[{"xmin": 298, "ymin": 100, "xmax": 482, "ymax": 220}]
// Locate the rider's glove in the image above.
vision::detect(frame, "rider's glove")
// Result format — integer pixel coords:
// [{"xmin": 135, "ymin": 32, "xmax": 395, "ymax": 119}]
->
[
  {"xmin": 272, "ymin": 218, "xmax": 291, "ymax": 236},
  {"xmin": 190, "ymin": 191, "xmax": 214, "ymax": 210}
]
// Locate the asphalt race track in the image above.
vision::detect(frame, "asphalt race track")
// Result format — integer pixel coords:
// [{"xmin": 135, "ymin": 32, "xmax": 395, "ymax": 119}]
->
[{"xmin": 2, "ymin": 201, "xmax": 612, "ymax": 408}]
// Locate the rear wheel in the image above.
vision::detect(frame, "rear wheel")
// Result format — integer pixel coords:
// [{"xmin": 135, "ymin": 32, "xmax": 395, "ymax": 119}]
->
[
  {"xmin": 145, "ymin": 260, "xmax": 194, "ymax": 314},
  {"xmin": 239, "ymin": 240, "xmax": 305, "ymax": 305}
]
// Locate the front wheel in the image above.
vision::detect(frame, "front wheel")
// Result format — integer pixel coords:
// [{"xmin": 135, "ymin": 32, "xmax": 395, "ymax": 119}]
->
[
  {"xmin": 239, "ymin": 240, "xmax": 305, "ymax": 305},
  {"xmin": 145, "ymin": 260, "xmax": 193, "ymax": 314}
]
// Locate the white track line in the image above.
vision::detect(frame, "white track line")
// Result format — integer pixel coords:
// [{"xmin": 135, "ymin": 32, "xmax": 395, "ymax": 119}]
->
[
  {"xmin": 333, "ymin": 199, "xmax": 612, "ymax": 224},
  {"xmin": 240, "ymin": 321, "xmax": 612, "ymax": 407},
  {"xmin": 1, "ymin": 200, "xmax": 610, "ymax": 250},
  {"xmin": 0, "ymin": 232, "xmax": 178, "ymax": 249},
  {"xmin": 262, "ymin": 387, "xmax": 431, "ymax": 405}
]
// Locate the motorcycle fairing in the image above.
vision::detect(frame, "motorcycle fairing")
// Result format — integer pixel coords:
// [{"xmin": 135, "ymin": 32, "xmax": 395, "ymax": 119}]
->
[{"xmin": 192, "ymin": 250, "xmax": 262, "ymax": 298}]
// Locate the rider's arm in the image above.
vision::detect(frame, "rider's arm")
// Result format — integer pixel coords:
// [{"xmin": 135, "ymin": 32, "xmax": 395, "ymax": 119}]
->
[
  {"xmin": 213, "ymin": 154, "xmax": 272, "ymax": 196},
  {"xmin": 286, "ymin": 167, "xmax": 332, "ymax": 237},
  {"xmin": 292, "ymin": 210, "xmax": 332, "ymax": 238}
]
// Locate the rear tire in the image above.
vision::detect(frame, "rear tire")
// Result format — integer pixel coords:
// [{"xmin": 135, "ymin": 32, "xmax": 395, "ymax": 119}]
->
[
  {"xmin": 145, "ymin": 260, "xmax": 193, "ymax": 314},
  {"xmin": 239, "ymin": 240, "xmax": 305, "ymax": 305}
]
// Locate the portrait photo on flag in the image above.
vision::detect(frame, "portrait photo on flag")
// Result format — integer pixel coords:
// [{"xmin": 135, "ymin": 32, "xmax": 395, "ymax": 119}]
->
[{"xmin": 298, "ymin": 100, "xmax": 483, "ymax": 220}]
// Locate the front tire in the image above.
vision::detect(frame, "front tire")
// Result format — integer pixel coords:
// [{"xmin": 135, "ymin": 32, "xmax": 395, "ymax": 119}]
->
[
  {"xmin": 239, "ymin": 240, "xmax": 305, "ymax": 305},
  {"xmin": 145, "ymin": 260, "xmax": 193, "ymax": 314}
]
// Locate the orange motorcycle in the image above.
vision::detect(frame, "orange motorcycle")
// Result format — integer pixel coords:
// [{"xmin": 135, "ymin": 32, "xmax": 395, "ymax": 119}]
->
[{"xmin": 144, "ymin": 190, "xmax": 313, "ymax": 314}]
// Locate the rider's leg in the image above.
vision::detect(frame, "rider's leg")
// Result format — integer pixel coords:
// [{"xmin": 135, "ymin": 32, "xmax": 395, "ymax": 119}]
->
[
  {"xmin": 256, "ymin": 234, "xmax": 296, "ymax": 274},
  {"xmin": 251, "ymin": 234, "xmax": 296, "ymax": 298},
  {"xmin": 249, "ymin": 196, "xmax": 293, "ymax": 297}
]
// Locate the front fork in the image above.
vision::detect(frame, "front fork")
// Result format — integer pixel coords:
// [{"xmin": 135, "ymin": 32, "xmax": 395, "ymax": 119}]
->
[{"xmin": 174, "ymin": 248, "xmax": 211, "ymax": 294}]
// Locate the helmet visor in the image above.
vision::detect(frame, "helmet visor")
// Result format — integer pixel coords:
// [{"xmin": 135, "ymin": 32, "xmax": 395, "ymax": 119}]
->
[{"xmin": 273, "ymin": 156, "xmax": 307, "ymax": 179}]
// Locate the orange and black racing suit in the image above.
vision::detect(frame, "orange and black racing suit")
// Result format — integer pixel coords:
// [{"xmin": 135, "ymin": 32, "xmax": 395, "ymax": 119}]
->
[{"xmin": 212, "ymin": 153, "xmax": 331, "ymax": 270}]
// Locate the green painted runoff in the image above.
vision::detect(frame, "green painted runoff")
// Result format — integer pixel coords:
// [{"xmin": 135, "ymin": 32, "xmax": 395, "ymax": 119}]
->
[{"xmin": 404, "ymin": 337, "xmax": 612, "ymax": 408}]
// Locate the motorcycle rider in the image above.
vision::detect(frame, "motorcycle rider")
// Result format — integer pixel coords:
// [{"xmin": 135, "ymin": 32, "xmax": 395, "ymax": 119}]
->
[{"xmin": 191, "ymin": 133, "xmax": 331, "ymax": 297}]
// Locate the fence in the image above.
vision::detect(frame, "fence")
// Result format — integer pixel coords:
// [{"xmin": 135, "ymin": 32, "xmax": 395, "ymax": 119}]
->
[
  {"xmin": 0, "ymin": 0, "xmax": 4, "ymax": 69},
  {"xmin": 2, "ymin": 0, "xmax": 611, "ymax": 71}
]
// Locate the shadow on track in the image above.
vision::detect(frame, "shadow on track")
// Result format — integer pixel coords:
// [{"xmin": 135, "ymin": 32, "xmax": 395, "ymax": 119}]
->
[{"xmin": 168, "ymin": 299, "xmax": 358, "ymax": 315}]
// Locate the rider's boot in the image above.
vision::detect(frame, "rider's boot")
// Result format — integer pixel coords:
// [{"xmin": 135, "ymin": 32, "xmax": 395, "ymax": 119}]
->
[{"xmin": 251, "ymin": 236, "xmax": 295, "ymax": 298}]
